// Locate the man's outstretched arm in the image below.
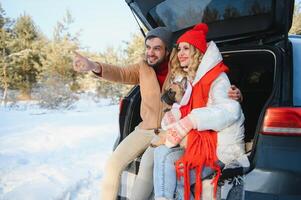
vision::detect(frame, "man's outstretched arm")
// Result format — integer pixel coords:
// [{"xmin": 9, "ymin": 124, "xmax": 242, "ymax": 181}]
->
[{"xmin": 73, "ymin": 51, "xmax": 140, "ymax": 84}]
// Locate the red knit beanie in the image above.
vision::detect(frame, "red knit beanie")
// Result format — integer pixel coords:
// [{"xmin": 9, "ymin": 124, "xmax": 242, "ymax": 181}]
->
[{"xmin": 177, "ymin": 23, "xmax": 208, "ymax": 54}]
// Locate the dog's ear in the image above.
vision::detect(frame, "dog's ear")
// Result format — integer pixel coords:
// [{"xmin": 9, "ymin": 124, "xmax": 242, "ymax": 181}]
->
[{"xmin": 169, "ymin": 74, "xmax": 176, "ymax": 85}]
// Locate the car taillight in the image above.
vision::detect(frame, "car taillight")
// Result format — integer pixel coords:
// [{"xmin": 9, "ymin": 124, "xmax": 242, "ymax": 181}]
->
[{"xmin": 261, "ymin": 107, "xmax": 301, "ymax": 136}]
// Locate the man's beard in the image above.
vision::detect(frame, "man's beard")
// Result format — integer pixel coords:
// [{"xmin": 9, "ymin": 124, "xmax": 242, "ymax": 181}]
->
[{"xmin": 146, "ymin": 56, "xmax": 166, "ymax": 68}]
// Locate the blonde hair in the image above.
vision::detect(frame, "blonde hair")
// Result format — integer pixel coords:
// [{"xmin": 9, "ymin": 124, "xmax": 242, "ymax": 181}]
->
[{"xmin": 169, "ymin": 44, "xmax": 203, "ymax": 82}]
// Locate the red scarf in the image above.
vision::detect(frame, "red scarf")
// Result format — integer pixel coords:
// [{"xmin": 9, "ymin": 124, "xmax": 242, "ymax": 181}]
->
[
  {"xmin": 155, "ymin": 60, "xmax": 169, "ymax": 89},
  {"xmin": 176, "ymin": 62, "xmax": 229, "ymax": 200}
]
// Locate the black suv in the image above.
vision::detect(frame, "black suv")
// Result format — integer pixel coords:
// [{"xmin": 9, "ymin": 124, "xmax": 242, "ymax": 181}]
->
[{"xmin": 117, "ymin": 0, "xmax": 301, "ymax": 199}]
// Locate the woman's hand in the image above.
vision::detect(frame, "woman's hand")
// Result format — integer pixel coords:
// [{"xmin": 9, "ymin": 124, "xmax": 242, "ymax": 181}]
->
[
  {"xmin": 165, "ymin": 115, "xmax": 195, "ymax": 148},
  {"xmin": 228, "ymin": 85, "xmax": 243, "ymax": 102},
  {"xmin": 161, "ymin": 108, "xmax": 181, "ymax": 130},
  {"xmin": 73, "ymin": 51, "xmax": 101, "ymax": 73}
]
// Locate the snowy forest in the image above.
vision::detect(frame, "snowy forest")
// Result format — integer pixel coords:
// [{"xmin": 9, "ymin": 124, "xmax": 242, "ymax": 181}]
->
[
  {"xmin": 0, "ymin": 2, "xmax": 301, "ymax": 200},
  {"xmin": 0, "ymin": 4, "xmax": 145, "ymax": 110}
]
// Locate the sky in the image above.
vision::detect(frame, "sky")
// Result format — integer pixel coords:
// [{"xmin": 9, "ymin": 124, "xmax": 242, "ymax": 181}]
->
[{"xmin": 1, "ymin": 0, "xmax": 141, "ymax": 52}]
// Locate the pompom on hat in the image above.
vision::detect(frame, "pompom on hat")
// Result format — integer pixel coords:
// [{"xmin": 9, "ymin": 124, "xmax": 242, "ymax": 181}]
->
[{"xmin": 176, "ymin": 23, "xmax": 208, "ymax": 54}]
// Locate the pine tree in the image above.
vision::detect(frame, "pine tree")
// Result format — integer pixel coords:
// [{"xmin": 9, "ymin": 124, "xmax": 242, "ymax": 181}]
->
[
  {"xmin": 0, "ymin": 4, "xmax": 14, "ymax": 105},
  {"xmin": 9, "ymin": 14, "xmax": 43, "ymax": 99}
]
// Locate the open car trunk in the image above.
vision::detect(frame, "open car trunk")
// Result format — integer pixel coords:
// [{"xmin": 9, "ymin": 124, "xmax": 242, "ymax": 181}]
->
[
  {"xmin": 117, "ymin": 1, "xmax": 296, "ymax": 194},
  {"xmin": 116, "ymin": 0, "xmax": 296, "ymax": 199},
  {"xmin": 119, "ymin": 0, "xmax": 294, "ymax": 147}
]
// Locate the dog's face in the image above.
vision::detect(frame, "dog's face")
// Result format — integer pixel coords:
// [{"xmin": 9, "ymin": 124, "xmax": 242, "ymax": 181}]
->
[{"xmin": 161, "ymin": 77, "xmax": 187, "ymax": 105}]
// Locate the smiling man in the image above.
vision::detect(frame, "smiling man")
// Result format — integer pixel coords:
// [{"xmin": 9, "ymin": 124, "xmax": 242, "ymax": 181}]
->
[{"xmin": 73, "ymin": 27, "xmax": 174, "ymax": 200}]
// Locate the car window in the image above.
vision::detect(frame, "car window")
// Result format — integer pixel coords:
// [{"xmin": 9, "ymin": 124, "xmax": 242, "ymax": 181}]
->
[
  {"xmin": 149, "ymin": 0, "xmax": 273, "ymax": 32},
  {"xmin": 290, "ymin": 36, "xmax": 301, "ymax": 106}
]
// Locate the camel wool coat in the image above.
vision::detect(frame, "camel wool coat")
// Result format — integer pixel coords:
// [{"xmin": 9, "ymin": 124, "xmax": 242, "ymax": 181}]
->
[{"xmin": 97, "ymin": 60, "xmax": 171, "ymax": 130}]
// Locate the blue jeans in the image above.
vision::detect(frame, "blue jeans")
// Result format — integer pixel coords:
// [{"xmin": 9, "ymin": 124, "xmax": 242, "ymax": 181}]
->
[
  {"xmin": 154, "ymin": 145, "xmax": 184, "ymax": 199},
  {"xmin": 154, "ymin": 146, "xmax": 217, "ymax": 200}
]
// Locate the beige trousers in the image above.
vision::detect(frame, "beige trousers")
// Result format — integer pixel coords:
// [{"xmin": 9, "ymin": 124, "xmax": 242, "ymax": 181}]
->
[{"xmin": 101, "ymin": 126, "xmax": 155, "ymax": 200}]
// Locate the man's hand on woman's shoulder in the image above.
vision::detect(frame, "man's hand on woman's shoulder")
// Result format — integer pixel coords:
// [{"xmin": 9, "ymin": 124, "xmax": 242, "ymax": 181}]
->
[{"xmin": 228, "ymin": 85, "xmax": 243, "ymax": 102}]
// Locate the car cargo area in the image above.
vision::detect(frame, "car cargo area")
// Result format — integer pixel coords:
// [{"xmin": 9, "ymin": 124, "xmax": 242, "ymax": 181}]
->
[{"xmin": 222, "ymin": 48, "xmax": 276, "ymax": 149}]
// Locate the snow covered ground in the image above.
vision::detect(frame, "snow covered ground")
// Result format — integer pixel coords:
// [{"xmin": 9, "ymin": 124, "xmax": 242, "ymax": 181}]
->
[{"xmin": 0, "ymin": 99, "xmax": 119, "ymax": 200}]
